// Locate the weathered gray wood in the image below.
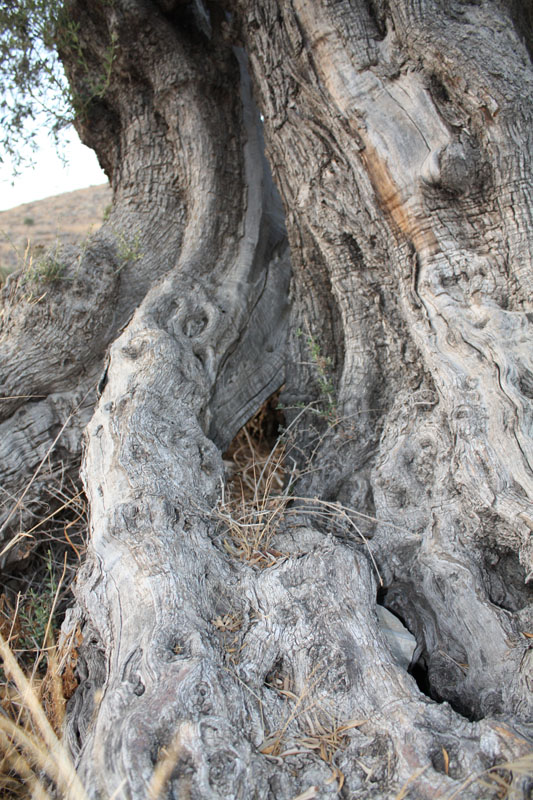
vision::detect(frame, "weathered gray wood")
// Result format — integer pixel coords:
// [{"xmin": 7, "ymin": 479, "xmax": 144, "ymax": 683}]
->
[
  {"xmin": 66, "ymin": 21, "xmax": 294, "ymax": 796},
  {"xmin": 0, "ymin": 0, "xmax": 195, "ymax": 547},
  {"xmin": 238, "ymin": 0, "xmax": 533, "ymax": 723},
  {"xmin": 1, "ymin": 0, "xmax": 532, "ymax": 797}
]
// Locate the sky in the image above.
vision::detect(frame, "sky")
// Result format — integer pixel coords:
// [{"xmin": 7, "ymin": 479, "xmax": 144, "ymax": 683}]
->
[{"xmin": 0, "ymin": 127, "xmax": 107, "ymax": 212}]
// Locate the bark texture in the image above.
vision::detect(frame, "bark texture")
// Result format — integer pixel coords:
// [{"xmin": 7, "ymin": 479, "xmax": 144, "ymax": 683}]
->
[
  {"xmin": 237, "ymin": 0, "xmax": 533, "ymax": 719},
  {"xmin": 1, "ymin": 0, "xmax": 532, "ymax": 798}
]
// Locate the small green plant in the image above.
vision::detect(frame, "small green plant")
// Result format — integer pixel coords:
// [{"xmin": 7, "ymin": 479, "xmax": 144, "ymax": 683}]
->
[
  {"xmin": 1, "ymin": 238, "xmax": 64, "ymax": 298},
  {"xmin": 60, "ymin": 18, "xmax": 118, "ymax": 113},
  {"xmin": 0, "ymin": 265, "xmax": 11, "ymax": 285},
  {"xmin": 114, "ymin": 229, "xmax": 142, "ymax": 268},
  {"xmin": 31, "ymin": 254, "xmax": 63, "ymax": 284},
  {"xmin": 306, "ymin": 333, "xmax": 337, "ymax": 422},
  {"xmin": 23, "ymin": 217, "xmax": 35, "ymax": 227},
  {"xmin": 102, "ymin": 202, "xmax": 112, "ymax": 222},
  {"xmin": 25, "ymin": 240, "xmax": 64, "ymax": 285},
  {"xmin": 17, "ymin": 552, "xmax": 57, "ymax": 653}
]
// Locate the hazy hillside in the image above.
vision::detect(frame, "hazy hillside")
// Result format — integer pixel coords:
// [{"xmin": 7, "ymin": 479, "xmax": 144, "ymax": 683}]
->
[{"xmin": 0, "ymin": 183, "xmax": 111, "ymax": 280}]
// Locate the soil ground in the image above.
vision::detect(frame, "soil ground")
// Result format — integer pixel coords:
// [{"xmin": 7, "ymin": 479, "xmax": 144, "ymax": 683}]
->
[{"xmin": 0, "ymin": 183, "xmax": 111, "ymax": 280}]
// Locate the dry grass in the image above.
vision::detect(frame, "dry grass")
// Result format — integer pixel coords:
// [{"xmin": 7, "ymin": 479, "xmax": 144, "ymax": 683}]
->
[
  {"xmin": 0, "ymin": 456, "xmax": 88, "ymax": 797},
  {"xmin": 0, "ymin": 376, "xmax": 92, "ymax": 798},
  {"xmin": 0, "ymin": 625, "xmax": 88, "ymax": 800},
  {"xmin": 260, "ymin": 665, "xmax": 366, "ymax": 792},
  {"xmin": 219, "ymin": 394, "xmax": 291, "ymax": 568},
  {"xmin": 0, "ymin": 548, "xmax": 85, "ymax": 796},
  {"xmin": 0, "ymin": 619, "xmax": 190, "ymax": 800},
  {"xmin": 211, "ymin": 612, "xmax": 243, "ymax": 663},
  {"xmin": 290, "ymin": 717, "xmax": 366, "ymax": 792},
  {"xmin": 0, "ymin": 475, "xmax": 87, "ymax": 652},
  {"xmin": 445, "ymin": 753, "xmax": 533, "ymax": 800},
  {"xmin": 218, "ymin": 398, "xmax": 383, "ymax": 582}
]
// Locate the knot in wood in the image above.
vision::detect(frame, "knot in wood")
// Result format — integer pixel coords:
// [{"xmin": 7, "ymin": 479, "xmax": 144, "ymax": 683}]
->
[
  {"xmin": 183, "ymin": 311, "xmax": 209, "ymax": 338},
  {"xmin": 439, "ymin": 141, "xmax": 477, "ymax": 194},
  {"xmin": 421, "ymin": 139, "xmax": 480, "ymax": 195}
]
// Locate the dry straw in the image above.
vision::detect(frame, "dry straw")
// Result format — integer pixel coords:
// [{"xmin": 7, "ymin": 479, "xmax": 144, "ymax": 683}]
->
[{"xmin": 218, "ymin": 402, "xmax": 383, "ymax": 582}]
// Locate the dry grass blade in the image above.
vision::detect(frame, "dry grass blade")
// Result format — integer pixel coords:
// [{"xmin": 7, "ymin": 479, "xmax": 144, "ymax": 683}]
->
[
  {"xmin": 0, "ymin": 726, "xmax": 50, "ymax": 799},
  {"xmin": 442, "ymin": 746, "xmax": 449, "ymax": 776},
  {"xmin": 16, "ymin": 492, "xmax": 84, "ymax": 543},
  {"xmin": 261, "ymin": 664, "xmax": 327, "ymax": 757},
  {"xmin": 446, "ymin": 752, "xmax": 533, "ymax": 800},
  {"xmin": 220, "ymin": 401, "xmax": 290, "ymax": 568},
  {"xmin": 0, "ymin": 387, "xmax": 92, "ymax": 554},
  {"xmin": 0, "ymin": 715, "xmax": 64, "ymax": 786},
  {"xmin": 290, "ymin": 788, "xmax": 318, "ymax": 800},
  {"xmin": 147, "ymin": 724, "xmax": 193, "ymax": 800},
  {"xmin": 39, "ymin": 554, "xmax": 67, "ymax": 658},
  {"xmin": 395, "ymin": 766, "xmax": 429, "ymax": 799},
  {"xmin": 0, "ymin": 632, "xmax": 89, "ymax": 800}
]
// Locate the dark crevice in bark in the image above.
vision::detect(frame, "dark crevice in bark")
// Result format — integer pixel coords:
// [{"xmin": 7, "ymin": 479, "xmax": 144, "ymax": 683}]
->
[
  {"xmin": 379, "ymin": 583, "xmax": 481, "ymax": 722},
  {"xmin": 410, "ymin": 651, "xmax": 479, "ymax": 722},
  {"xmin": 155, "ymin": 0, "xmax": 212, "ymax": 41},
  {"xmin": 224, "ymin": 391, "xmax": 286, "ymax": 455},
  {"xmin": 409, "ymin": 656, "xmax": 435, "ymax": 703},
  {"xmin": 363, "ymin": 0, "xmax": 389, "ymax": 40},
  {"xmin": 506, "ymin": 0, "xmax": 533, "ymax": 63},
  {"xmin": 481, "ymin": 543, "xmax": 533, "ymax": 613}
]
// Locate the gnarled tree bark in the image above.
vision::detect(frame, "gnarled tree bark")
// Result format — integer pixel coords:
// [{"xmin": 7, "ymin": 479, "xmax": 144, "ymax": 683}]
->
[{"xmin": 1, "ymin": 0, "xmax": 532, "ymax": 797}]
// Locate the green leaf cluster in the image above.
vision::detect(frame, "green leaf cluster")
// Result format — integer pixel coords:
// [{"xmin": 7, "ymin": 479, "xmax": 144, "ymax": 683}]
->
[
  {"xmin": 0, "ymin": 0, "xmax": 73, "ymax": 170},
  {"xmin": 0, "ymin": 1, "xmax": 117, "ymax": 174}
]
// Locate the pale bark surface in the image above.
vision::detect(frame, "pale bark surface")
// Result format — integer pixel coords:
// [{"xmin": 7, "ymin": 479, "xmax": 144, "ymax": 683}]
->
[{"xmin": 1, "ymin": 0, "xmax": 532, "ymax": 798}]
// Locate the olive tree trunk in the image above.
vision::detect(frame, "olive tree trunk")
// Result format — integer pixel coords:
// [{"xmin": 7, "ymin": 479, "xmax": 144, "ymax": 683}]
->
[{"xmin": 1, "ymin": 0, "xmax": 532, "ymax": 798}]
